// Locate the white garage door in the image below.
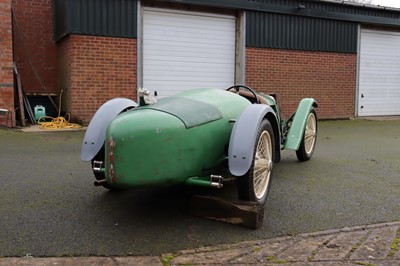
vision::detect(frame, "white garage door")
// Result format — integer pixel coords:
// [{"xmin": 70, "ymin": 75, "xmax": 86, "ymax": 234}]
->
[
  {"xmin": 143, "ymin": 8, "xmax": 236, "ymax": 97},
  {"xmin": 358, "ymin": 29, "xmax": 400, "ymax": 116}
]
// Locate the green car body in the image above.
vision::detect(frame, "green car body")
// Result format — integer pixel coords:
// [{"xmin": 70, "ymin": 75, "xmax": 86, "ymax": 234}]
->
[
  {"xmin": 105, "ymin": 89, "xmax": 249, "ymax": 188},
  {"xmin": 82, "ymin": 86, "xmax": 317, "ymax": 204}
]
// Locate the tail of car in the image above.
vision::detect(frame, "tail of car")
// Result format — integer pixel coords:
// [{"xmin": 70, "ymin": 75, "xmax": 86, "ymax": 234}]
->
[{"xmin": 80, "ymin": 87, "xmax": 318, "ymax": 208}]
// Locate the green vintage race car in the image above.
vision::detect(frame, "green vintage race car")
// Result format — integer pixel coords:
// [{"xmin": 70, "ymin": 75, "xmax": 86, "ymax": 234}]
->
[{"xmin": 81, "ymin": 85, "xmax": 317, "ymax": 205}]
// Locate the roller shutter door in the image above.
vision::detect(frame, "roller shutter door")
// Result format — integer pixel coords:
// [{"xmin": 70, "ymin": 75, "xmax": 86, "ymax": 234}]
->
[
  {"xmin": 358, "ymin": 29, "xmax": 400, "ymax": 116},
  {"xmin": 143, "ymin": 8, "xmax": 236, "ymax": 97}
]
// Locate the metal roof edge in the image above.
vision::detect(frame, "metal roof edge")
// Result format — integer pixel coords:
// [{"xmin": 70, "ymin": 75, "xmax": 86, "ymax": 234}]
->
[
  {"xmin": 297, "ymin": 8, "xmax": 400, "ymax": 26},
  {"xmin": 316, "ymin": 0, "xmax": 400, "ymax": 11},
  {"xmin": 159, "ymin": 0, "xmax": 400, "ymax": 27}
]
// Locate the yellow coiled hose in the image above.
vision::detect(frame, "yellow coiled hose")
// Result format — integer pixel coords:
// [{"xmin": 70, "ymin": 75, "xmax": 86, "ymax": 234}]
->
[{"xmin": 38, "ymin": 113, "xmax": 81, "ymax": 129}]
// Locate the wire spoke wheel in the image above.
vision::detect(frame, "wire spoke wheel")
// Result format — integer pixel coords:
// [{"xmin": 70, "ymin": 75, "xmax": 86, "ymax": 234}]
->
[
  {"xmin": 237, "ymin": 119, "xmax": 274, "ymax": 205},
  {"xmin": 304, "ymin": 112, "xmax": 317, "ymax": 154},
  {"xmin": 253, "ymin": 131, "xmax": 272, "ymax": 199},
  {"xmin": 296, "ymin": 108, "xmax": 317, "ymax": 161}
]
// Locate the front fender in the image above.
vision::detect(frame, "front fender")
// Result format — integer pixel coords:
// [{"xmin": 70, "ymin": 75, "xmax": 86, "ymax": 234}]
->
[
  {"xmin": 80, "ymin": 98, "xmax": 138, "ymax": 161},
  {"xmin": 284, "ymin": 98, "xmax": 318, "ymax": 150},
  {"xmin": 228, "ymin": 104, "xmax": 279, "ymax": 177}
]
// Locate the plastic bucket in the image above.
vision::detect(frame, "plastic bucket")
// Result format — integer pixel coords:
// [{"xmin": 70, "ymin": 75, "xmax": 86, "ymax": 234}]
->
[{"xmin": 34, "ymin": 105, "xmax": 46, "ymax": 121}]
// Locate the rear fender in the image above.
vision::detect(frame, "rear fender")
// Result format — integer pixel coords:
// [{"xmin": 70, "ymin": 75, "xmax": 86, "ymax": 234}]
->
[
  {"xmin": 228, "ymin": 104, "xmax": 280, "ymax": 177},
  {"xmin": 80, "ymin": 98, "xmax": 138, "ymax": 161},
  {"xmin": 284, "ymin": 98, "xmax": 318, "ymax": 150}
]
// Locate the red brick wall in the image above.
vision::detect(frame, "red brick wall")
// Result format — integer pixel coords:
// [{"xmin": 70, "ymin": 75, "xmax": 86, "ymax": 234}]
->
[
  {"xmin": 246, "ymin": 48, "xmax": 357, "ymax": 119},
  {"xmin": 0, "ymin": 0, "xmax": 14, "ymax": 126},
  {"xmin": 57, "ymin": 35, "xmax": 137, "ymax": 124},
  {"xmin": 12, "ymin": 0, "xmax": 57, "ymax": 94}
]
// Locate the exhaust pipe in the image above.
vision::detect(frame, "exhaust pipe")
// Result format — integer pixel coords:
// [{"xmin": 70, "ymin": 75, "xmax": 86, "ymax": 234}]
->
[
  {"xmin": 210, "ymin": 175, "xmax": 223, "ymax": 188},
  {"xmin": 94, "ymin": 179, "xmax": 107, "ymax": 187},
  {"xmin": 93, "ymin": 161, "xmax": 105, "ymax": 173},
  {"xmin": 185, "ymin": 175, "xmax": 224, "ymax": 188}
]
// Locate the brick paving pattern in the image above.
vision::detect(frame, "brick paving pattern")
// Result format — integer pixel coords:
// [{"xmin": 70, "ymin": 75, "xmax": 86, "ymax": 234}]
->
[{"xmin": 1, "ymin": 222, "xmax": 399, "ymax": 265}]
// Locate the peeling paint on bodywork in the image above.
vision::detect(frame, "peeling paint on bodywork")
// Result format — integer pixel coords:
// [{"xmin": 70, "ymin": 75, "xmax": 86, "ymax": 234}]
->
[
  {"xmin": 163, "ymin": 137, "xmax": 175, "ymax": 142},
  {"xmin": 108, "ymin": 138, "xmax": 116, "ymax": 183}
]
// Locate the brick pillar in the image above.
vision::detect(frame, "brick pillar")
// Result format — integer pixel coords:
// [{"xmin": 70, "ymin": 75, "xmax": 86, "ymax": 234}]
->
[
  {"xmin": 57, "ymin": 35, "xmax": 137, "ymax": 125},
  {"xmin": 0, "ymin": 0, "xmax": 14, "ymax": 127},
  {"xmin": 12, "ymin": 0, "xmax": 57, "ymax": 95}
]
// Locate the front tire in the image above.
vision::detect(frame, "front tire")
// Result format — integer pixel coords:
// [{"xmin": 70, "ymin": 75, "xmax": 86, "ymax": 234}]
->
[
  {"xmin": 237, "ymin": 119, "xmax": 274, "ymax": 205},
  {"xmin": 296, "ymin": 109, "xmax": 317, "ymax": 161}
]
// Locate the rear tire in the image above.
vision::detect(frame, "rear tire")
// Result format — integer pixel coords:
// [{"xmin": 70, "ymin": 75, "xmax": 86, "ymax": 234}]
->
[
  {"xmin": 237, "ymin": 119, "xmax": 274, "ymax": 205},
  {"xmin": 296, "ymin": 109, "xmax": 317, "ymax": 161}
]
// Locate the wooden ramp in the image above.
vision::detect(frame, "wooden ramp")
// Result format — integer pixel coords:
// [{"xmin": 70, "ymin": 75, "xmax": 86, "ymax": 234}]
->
[{"xmin": 190, "ymin": 195, "xmax": 265, "ymax": 229}]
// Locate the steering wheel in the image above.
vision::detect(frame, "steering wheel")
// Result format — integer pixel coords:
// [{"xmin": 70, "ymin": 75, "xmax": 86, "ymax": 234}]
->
[{"xmin": 226, "ymin": 85, "xmax": 260, "ymax": 104}]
